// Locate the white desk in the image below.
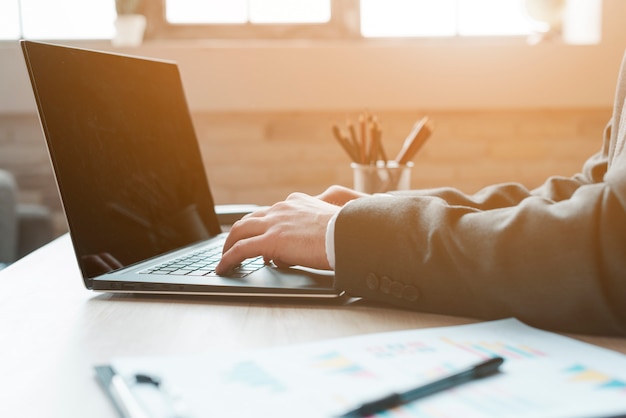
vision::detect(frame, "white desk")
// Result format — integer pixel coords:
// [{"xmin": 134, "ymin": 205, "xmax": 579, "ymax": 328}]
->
[{"xmin": 1, "ymin": 234, "xmax": 625, "ymax": 417}]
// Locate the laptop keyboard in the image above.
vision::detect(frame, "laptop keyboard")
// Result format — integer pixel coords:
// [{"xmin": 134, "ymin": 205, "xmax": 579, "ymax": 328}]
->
[{"xmin": 138, "ymin": 245, "xmax": 266, "ymax": 278}]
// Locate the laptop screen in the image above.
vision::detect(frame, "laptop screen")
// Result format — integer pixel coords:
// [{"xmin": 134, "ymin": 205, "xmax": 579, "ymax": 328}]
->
[{"xmin": 22, "ymin": 41, "xmax": 222, "ymax": 282}]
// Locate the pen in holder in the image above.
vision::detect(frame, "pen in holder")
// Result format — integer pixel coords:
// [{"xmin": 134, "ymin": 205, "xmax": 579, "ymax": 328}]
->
[
  {"xmin": 352, "ymin": 161, "xmax": 413, "ymax": 194},
  {"xmin": 332, "ymin": 112, "xmax": 432, "ymax": 194}
]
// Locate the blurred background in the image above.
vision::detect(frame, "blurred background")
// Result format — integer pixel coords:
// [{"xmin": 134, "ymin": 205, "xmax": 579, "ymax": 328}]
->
[{"xmin": 0, "ymin": 0, "xmax": 624, "ymax": 262}]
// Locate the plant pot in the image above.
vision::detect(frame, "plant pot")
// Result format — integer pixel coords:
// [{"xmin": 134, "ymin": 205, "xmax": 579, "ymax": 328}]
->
[{"xmin": 113, "ymin": 14, "xmax": 146, "ymax": 47}]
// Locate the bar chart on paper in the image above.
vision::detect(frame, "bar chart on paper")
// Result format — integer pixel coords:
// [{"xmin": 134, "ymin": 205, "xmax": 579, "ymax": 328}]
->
[
  {"xmin": 564, "ymin": 364, "xmax": 626, "ymax": 391},
  {"xmin": 441, "ymin": 336, "xmax": 548, "ymax": 360},
  {"xmin": 107, "ymin": 319, "xmax": 626, "ymax": 418}
]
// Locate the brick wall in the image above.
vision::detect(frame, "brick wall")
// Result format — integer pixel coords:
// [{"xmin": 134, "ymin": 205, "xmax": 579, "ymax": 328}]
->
[{"xmin": 0, "ymin": 108, "xmax": 611, "ymax": 237}]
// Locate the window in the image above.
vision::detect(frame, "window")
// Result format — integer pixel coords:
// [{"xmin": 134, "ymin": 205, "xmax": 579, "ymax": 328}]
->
[
  {"xmin": 154, "ymin": 0, "xmax": 346, "ymax": 40},
  {"xmin": 1, "ymin": 0, "xmax": 602, "ymax": 43},
  {"xmin": 1, "ymin": 0, "xmax": 115, "ymax": 40},
  {"xmin": 358, "ymin": 0, "xmax": 601, "ymax": 42},
  {"xmin": 360, "ymin": 0, "xmax": 541, "ymax": 38},
  {"xmin": 166, "ymin": 0, "xmax": 331, "ymax": 24},
  {"xmin": 0, "ymin": 0, "xmax": 21, "ymax": 40},
  {"xmin": 456, "ymin": 0, "xmax": 537, "ymax": 36},
  {"xmin": 361, "ymin": 0, "xmax": 458, "ymax": 38},
  {"xmin": 156, "ymin": 0, "xmax": 537, "ymax": 40}
]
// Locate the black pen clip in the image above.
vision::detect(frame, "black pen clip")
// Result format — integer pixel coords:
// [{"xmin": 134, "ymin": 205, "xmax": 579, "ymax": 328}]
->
[{"xmin": 131, "ymin": 372, "xmax": 190, "ymax": 418}]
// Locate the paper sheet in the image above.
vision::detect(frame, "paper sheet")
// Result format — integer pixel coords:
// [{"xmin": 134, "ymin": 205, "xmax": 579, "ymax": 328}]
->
[{"xmin": 107, "ymin": 318, "xmax": 626, "ymax": 417}]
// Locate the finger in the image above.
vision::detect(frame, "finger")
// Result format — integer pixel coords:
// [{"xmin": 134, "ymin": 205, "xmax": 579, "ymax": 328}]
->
[
  {"xmin": 272, "ymin": 259, "xmax": 293, "ymax": 269},
  {"xmin": 240, "ymin": 206, "xmax": 269, "ymax": 220},
  {"xmin": 216, "ymin": 234, "xmax": 268, "ymax": 275},
  {"xmin": 316, "ymin": 185, "xmax": 345, "ymax": 199},
  {"xmin": 316, "ymin": 185, "xmax": 367, "ymax": 205},
  {"xmin": 222, "ymin": 216, "xmax": 268, "ymax": 254},
  {"xmin": 287, "ymin": 191, "xmax": 309, "ymax": 198}
]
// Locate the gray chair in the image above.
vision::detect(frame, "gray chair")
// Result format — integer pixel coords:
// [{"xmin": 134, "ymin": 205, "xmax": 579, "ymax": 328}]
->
[{"xmin": 0, "ymin": 169, "xmax": 54, "ymax": 268}]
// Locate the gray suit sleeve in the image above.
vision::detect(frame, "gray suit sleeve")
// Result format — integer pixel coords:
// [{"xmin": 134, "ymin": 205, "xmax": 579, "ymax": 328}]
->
[{"xmin": 333, "ymin": 150, "xmax": 626, "ymax": 335}]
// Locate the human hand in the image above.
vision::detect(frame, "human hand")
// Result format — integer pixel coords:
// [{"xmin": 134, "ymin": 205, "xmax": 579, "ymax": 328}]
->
[
  {"xmin": 215, "ymin": 191, "xmax": 346, "ymax": 275},
  {"xmin": 315, "ymin": 184, "xmax": 370, "ymax": 206}
]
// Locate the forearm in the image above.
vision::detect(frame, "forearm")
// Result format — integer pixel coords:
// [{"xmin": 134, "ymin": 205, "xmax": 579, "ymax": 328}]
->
[
  {"xmin": 390, "ymin": 182, "xmax": 535, "ymax": 210},
  {"xmin": 389, "ymin": 149, "xmax": 608, "ymax": 210},
  {"xmin": 333, "ymin": 184, "xmax": 626, "ymax": 335}
]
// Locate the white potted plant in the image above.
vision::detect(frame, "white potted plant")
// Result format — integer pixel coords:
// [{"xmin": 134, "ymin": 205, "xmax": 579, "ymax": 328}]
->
[{"xmin": 113, "ymin": 0, "xmax": 146, "ymax": 47}]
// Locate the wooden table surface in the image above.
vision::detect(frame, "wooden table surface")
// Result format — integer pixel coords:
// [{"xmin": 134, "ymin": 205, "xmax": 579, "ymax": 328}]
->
[{"xmin": 1, "ymin": 234, "xmax": 624, "ymax": 417}]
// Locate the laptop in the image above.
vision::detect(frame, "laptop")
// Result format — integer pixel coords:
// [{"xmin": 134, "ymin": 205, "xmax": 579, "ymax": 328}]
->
[{"xmin": 21, "ymin": 40, "xmax": 341, "ymax": 299}]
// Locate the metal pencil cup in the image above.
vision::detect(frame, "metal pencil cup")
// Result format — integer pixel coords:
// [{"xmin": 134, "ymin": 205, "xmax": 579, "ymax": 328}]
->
[{"xmin": 351, "ymin": 161, "xmax": 413, "ymax": 194}]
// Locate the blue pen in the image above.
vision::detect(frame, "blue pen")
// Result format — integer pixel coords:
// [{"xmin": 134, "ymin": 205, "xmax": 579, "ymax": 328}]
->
[{"xmin": 337, "ymin": 356, "xmax": 505, "ymax": 418}]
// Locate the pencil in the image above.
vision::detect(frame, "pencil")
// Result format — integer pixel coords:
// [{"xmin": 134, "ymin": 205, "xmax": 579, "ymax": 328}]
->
[
  {"xmin": 373, "ymin": 119, "xmax": 387, "ymax": 163},
  {"xmin": 394, "ymin": 117, "xmax": 433, "ymax": 165},
  {"xmin": 332, "ymin": 124, "xmax": 358, "ymax": 162},
  {"xmin": 367, "ymin": 119, "xmax": 378, "ymax": 163},
  {"xmin": 347, "ymin": 122, "xmax": 361, "ymax": 163},
  {"xmin": 359, "ymin": 114, "xmax": 367, "ymax": 164}
]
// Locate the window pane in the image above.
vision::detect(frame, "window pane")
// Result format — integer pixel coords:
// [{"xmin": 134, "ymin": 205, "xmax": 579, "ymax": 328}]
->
[
  {"xmin": 166, "ymin": 0, "xmax": 247, "ymax": 24},
  {"xmin": 166, "ymin": 0, "xmax": 330, "ymax": 24},
  {"xmin": 563, "ymin": 0, "xmax": 602, "ymax": 44},
  {"xmin": 0, "ymin": 0, "xmax": 21, "ymax": 39},
  {"xmin": 20, "ymin": 0, "xmax": 115, "ymax": 39},
  {"xmin": 361, "ymin": 0, "xmax": 456, "ymax": 38},
  {"xmin": 249, "ymin": 0, "xmax": 330, "ymax": 24},
  {"xmin": 458, "ymin": 0, "xmax": 533, "ymax": 36}
]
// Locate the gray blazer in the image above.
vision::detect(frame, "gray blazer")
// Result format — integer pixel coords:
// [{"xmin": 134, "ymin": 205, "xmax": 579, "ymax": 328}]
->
[{"xmin": 334, "ymin": 52, "xmax": 626, "ymax": 336}]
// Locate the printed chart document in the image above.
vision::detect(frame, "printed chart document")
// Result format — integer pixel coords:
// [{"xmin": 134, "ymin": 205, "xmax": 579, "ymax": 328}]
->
[{"xmin": 97, "ymin": 319, "xmax": 626, "ymax": 417}]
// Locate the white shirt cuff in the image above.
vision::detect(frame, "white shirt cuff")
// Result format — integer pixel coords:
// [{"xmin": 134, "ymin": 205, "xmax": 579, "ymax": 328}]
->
[{"xmin": 325, "ymin": 210, "xmax": 339, "ymax": 270}]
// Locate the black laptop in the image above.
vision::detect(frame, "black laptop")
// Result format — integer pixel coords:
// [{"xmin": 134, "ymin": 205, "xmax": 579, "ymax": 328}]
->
[{"xmin": 21, "ymin": 40, "xmax": 341, "ymax": 299}]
